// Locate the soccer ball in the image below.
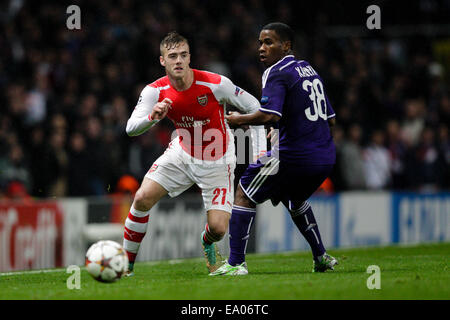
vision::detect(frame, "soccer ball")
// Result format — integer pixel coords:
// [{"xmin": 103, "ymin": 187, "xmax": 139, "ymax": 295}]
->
[{"xmin": 85, "ymin": 240, "xmax": 128, "ymax": 283}]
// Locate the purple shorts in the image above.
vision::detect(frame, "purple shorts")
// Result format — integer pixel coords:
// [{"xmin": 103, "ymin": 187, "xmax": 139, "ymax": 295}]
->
[{"xmin": 239, "ymin": 152, "xmax": 334, "ymax": 206}]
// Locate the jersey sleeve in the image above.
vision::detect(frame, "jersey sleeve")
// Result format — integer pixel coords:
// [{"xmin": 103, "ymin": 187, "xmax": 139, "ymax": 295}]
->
[
  {"xmin": 126, "ymin": 85, "xmax": 160, "ymax": 136},
  {"xmin": 214, "ymin": 76, "xmax": 267, "ymax": 159},
  {"xmin": 260, "ymin": 69, "xmax": 286, "ymax": 117},
  {"xmin": 215, "ymin": 76, "xmax": 260, "ymax": 114}
]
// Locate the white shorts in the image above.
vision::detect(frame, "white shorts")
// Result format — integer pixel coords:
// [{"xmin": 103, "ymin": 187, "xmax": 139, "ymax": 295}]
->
[{"xmin": 145, "ymin": 137, "xmax": 236, "ymax": 213}]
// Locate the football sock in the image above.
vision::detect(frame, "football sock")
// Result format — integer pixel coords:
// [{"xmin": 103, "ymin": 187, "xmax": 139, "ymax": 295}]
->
[
  {"xmin": 123, "ymin": 206, "xmax": 151, "ymax": 264},
  {"xmin": 228, "ymin": 205, "xmax": 256, "ymax": 266},
  {"xmin": 289, "ymin": 202, "xmax": 326, "ymax": 260},
  {"xmin": 202, "ymin": 223, "xmax": 222, "ymax": 245}
]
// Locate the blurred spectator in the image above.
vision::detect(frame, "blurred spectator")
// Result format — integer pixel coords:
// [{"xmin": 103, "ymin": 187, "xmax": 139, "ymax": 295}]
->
[
  {"xmin": 77, "ymin": 94, "xmax": 99, "ymax": 122},
  {"xmin": 363, "ymin": 130, "xmax": 391, "ymax": 190},
  {"xmin": 401, "ymin": 99, "xmax": 426, "ymax": 147},
  {"xmin": 85, "ymin": 117, "xmax": 107, "ymax": 195},
  {"xmin": 339, "ymin": 124, "xmax": 366, "ymax": 190},
  {"xmin": 48, "ymin": 130, "xmax": 69, "ymax": 196},
  {"xmin": 438, "ymin": 94, "xmax": 450, "ymax": 125},
  {"xmin": 385, "ymin": 120, "xmax": 408, "ymax": 189},
  {"xmin": 102, "ymin": 126, "xmax": 127, "ymax": 191},
  {"xmin": 409, "ymin": 127, "xmax": 444, "ymax": 191},
  {"xmin": 437, "ymin": 124, "xmax": 450, "ymax": 189},
  {"xmin": 329, "ymin": 124, "xmax": 345, "ymax": 190},
  {"xmin": 29, "ymin": 126, "xmax": 59, "ymax": 197},
  {"xmin": 0, "ymin": 142, "xmax": 31, "ymax": 193},
  {"xmin": 203, "ymin": 48, "xmax": 232, "ymax": 78},
  {"xmin": 67, "ymin": 132, "xmax": 91, "ymax": 196},
  {"xmin": 24, "ymin": 70, "xmax": 49, "ymax": 126}
]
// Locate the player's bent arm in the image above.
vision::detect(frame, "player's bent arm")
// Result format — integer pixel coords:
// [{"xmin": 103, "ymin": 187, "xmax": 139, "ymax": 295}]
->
[
  {"xmin": 126, "ymin": 86, "xmax": 160, "ymax": 136},
  {"xmin": 226, "ymin": 110, "xmax": 280, "ymax": 126},
  {"xmin": 126, "ymin": 114, "xmax": 160, "ymax": 137},
  {"xmin": 221, "ymin": 84, "xmax": 268, "ymax": 158}
]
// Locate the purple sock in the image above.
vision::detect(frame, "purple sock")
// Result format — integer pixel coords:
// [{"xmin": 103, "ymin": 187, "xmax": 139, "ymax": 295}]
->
[
  {"xmin": 228, "ymin": 205, "xmax": 256, "ymax": 266},
  {"xmin": 289, "ymin": 202, "xmax": 326, "ymax": 260}
]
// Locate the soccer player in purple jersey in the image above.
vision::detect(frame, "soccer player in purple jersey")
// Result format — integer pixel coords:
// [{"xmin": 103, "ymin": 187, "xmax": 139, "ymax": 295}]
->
[{"xmin": 211, "ymin": 22, "xmax": 338, "ymax": 275}]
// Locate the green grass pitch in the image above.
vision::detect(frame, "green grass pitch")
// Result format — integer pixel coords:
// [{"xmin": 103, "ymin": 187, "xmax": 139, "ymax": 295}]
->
[{"xmin": 1, "ymin": 243, "xmax": 448, "ymax": 300}]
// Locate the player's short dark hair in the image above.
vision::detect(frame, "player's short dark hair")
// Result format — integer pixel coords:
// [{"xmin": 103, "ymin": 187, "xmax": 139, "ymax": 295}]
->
[
  {"xmin": 160, "ymin": 31, "xmax": 189, "ymax": 54},
  {"xmin": 262, "ymin": 22, "xmax": 294, "ymax": 48}
]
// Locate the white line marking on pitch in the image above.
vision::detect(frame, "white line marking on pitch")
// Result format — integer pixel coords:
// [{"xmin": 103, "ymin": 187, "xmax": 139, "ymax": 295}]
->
[{"xmin": 0, "ymin": 268, "xmax": 69, "ymax": 276}]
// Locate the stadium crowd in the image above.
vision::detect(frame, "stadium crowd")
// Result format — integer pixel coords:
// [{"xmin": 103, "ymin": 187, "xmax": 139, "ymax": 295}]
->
[{"xmin": 0, "ymin": 0, "xmax": 449, "ymax": 199}]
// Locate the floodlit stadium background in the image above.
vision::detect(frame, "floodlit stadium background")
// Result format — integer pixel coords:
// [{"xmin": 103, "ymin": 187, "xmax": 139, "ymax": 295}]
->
[{"xmin": 0, "ymin": 0, "xmax": 449, "ymax": 271}]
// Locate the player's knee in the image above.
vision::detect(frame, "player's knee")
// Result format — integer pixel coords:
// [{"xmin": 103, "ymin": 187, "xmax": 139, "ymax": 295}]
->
[
  {"xmin": 207, "ymin": 211, "xmax": 229, "ymax": 239},
  {"xmin": 133, "ymin": 187, "xmax": 156, "ymax": 211}
]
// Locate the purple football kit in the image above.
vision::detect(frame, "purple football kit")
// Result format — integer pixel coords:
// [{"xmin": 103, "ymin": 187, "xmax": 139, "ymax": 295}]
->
[
  {"xmin": 240, "ymin": 55, "xmax": 336, "ymax": 206},
  {"xmin": 228, "ymin": 55, "xmax": 337, "ymax": 268},
  {"xmin": 227, "ymin": 55, "xmax": 337, "ymax": 267}
]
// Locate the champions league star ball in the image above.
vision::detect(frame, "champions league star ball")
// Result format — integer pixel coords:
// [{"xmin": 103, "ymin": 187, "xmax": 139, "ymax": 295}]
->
[{"xmin": 85, "ymin": 240, "xmax": 128, "ymax": 283}]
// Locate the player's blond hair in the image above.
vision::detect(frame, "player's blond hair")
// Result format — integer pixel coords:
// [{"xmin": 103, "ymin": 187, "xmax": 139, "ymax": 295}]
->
[{"xmin": 160, "ymin": 31, "xmax": 189, "ymax": 54}]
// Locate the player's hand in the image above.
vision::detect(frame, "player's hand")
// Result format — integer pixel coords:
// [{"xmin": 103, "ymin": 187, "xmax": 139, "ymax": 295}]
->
[
  {"xmin": 224, "ymin": 111, "xmax": 241, "ymax": 127},
  {"xmin": 151, "ymin": 98, "xmax": 172, "ymax": 120}
]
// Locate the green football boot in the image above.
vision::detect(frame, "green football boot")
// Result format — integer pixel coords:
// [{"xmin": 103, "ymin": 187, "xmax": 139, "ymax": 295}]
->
[{"xmin": 201, "ymin": 231, "xmax": 224, "ymax": 273}]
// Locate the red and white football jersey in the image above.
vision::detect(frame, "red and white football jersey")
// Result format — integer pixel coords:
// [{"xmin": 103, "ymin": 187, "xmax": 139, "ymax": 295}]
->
[{"xmin": 126, "ymin": 69, "xmax": 266, "ymax": 161}]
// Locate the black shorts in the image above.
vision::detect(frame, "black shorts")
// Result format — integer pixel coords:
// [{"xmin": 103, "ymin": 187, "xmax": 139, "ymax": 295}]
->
[{"xmin": 239, "ymin": 153, "xmax": 334, "ymax": 206}]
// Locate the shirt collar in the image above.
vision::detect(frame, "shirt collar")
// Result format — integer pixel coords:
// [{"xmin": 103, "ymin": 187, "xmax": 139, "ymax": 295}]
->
[{"xmin": 267, "ymin": 55, "xmax": 295, "ymax": 70}]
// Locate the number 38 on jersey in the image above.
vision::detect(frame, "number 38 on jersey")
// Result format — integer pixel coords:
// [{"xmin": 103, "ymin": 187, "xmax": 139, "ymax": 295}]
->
[{"xmin": 302, "ymin": 78, "xmax": 327, "ymax": 121}]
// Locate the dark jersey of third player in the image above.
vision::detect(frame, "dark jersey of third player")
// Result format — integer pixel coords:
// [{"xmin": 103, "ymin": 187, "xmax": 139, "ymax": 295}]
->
[{"xmin": 259, "ymin": 55, "xmax": 336, "ymax": 165}]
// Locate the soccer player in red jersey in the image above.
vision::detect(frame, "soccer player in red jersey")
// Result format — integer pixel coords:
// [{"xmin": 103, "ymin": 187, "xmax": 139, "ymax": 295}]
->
[{"xmin": 123, "ymin": 32, "xmax": 266, "ymax": 275}]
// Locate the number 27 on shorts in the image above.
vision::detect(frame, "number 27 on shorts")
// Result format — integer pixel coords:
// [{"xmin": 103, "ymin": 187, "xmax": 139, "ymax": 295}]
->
[{"xmin": 212, "ymin": 188, "xmax": 227, "ymax": 205}]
